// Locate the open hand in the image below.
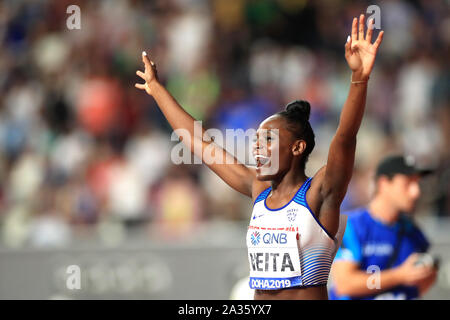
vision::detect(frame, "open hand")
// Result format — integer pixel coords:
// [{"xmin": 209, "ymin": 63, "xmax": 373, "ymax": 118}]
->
[
  {"xmin": 135, "ymin": 51, "xmax": 159, "ymax": 95},
  {"xmin": 345, "ymin": 14, "xmax": 384, "ymax": 80}
]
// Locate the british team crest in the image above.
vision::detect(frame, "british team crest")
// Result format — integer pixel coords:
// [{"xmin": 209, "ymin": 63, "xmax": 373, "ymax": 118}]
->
[{"xmin": 287, "ymin": 208, "xmax": 298, "ymax": 222}]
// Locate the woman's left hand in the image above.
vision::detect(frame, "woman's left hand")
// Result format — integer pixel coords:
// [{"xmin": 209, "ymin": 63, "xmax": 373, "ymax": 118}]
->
[{"xmin": 345, "ymin": 14, "xmax": 384, "ymax": 81}]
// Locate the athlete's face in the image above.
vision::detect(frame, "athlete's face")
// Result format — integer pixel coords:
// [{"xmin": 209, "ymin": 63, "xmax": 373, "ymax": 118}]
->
[
  {"xmin": 381, "ymin": 174, "xmax": 421, "ymax": 212},
  {"xmin": 252, "ymin": 115, "xmax": 305, "ymax": 181}
]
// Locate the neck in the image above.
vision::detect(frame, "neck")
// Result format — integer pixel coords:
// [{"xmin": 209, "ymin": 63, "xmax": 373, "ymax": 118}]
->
[
  {"xmin": 368, "ymin": 194, "xmax": 400, "ymax": 225},
  {"xmin": 271, "ymin": 167, "xmax": 307, "ymax": 196}
]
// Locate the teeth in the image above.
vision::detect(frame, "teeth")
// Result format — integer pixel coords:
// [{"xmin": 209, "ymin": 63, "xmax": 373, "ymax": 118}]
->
[{"xmin": 254, "ymin": 155, "xmax": 269, "ymax": 165}]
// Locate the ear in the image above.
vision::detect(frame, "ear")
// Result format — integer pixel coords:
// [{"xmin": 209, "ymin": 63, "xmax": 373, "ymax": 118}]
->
[
  {"xmin": 376, "ymin": 175, "xmax": 391, "ymax": 193},
  {"xmin": 292, "ymin": 140, "xmax": 306, "ymax": 156}
]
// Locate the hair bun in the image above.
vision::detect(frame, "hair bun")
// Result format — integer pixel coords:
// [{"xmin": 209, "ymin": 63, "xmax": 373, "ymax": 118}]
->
[{"xmin": 285, "ymin": 100, "xmax": 311, "ymax": 121}]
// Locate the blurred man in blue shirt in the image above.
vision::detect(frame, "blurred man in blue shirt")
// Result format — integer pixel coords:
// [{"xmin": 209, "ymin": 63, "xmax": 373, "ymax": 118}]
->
[{"xmin": 329, "ymin": 155, "xmax": 438, "ymax": 300}]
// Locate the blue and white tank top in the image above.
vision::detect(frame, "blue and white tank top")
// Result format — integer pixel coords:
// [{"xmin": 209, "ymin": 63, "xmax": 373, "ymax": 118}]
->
[{"xmin": 247, "ymin": 177, "xmax": 347, "ymax": 290}]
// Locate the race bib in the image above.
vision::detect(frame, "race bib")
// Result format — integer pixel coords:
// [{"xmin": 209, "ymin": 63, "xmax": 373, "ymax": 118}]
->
[{"xmin": 247, "ymin": 226, "xmax": 302, "ymax": 290}]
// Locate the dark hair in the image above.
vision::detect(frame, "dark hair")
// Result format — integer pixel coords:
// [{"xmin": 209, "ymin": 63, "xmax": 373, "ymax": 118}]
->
[{"xmin": 276, "ymin": 100, "xmax": 315, "ymax": 166}]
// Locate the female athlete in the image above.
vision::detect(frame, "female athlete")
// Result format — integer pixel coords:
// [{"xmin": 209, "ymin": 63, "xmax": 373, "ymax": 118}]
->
[{"xmin": 135, "ymin": 15, "xmax": 384, "ymax": 300}]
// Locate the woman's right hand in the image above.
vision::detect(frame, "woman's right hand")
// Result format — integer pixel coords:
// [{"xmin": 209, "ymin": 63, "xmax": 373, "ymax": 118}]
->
[{"xmin": 135, "ymin": 51, "xmax": 159, "ymax": 96}]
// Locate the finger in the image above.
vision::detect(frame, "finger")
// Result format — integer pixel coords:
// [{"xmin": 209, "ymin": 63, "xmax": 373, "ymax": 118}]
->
[
  {"xmin": 351, "ymin": 17, "xmax": 358, "ymax": 41},
  {"xmin": 407, "ymin": 252, "xmax": 421, "ymax": 264},
  {"xmin": 345, "ymin": 35, "xmax": 352, "ymax": 57},
  {"xmin": 373, "ymin": 30, "xmax": 384, "ymax": 49},
  {"xmin": 135, "ymin": 83, "xmax": 146, "ymax": 90},
  {"xmin": 358, "ymin": 14, "xmax": 365, "ymax": 40},
  {"xmin": 142, "ymin": 51, "xmax": 152, "ymax": 69},
  {"xmin": 136, "ymin": 70, "xmax": 146, "ymax": 80},
  {"xmin": 366, "ymin": 19, "xmax": 374, "ymax": 42}
]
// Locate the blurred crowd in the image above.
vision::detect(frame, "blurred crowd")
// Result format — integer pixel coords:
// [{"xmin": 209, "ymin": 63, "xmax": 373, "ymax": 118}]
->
[{"xmin": 0, "ymin": 0, "xmax": 448, "ymax": 248}]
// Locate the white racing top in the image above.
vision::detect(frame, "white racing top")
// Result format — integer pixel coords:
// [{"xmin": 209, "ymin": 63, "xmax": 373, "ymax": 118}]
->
[{"xmin": 247, "ymin": 177, "xmax": 347, "ymax": 290}]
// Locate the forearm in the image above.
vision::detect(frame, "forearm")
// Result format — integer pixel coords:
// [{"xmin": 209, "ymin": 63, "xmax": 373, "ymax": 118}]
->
[
  {"xmin": 135, "ymin": 52, "xmax": 255, "ymax": 197},
  {"xmin": 322, "ymin": 73, "xmax": 367, "ymax": 199},
  {"xmin": 148, "ymin": 81, "xmax": 253, "ymax": 195},
  {"xmin": 335, "ymin": 71, "xmax": 368, "ymax": 141},
  {"xmin": 149, "ymin": 81, "xmax": 206, "ymax": 143},
  {"xmin": 148, "ymin": 81, "xmax": 221, "ymax": 166}
]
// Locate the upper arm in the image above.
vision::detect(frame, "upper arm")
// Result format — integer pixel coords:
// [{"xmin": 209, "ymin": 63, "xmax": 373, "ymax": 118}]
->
[
  {"xmin": 306, "ymin": 131, "xmax": 357, "ymax": 238},
  {"xmin": 321, "ymin": 135, "xmax": 356, "ymax": 205},
  {"xmin": 306, "ymin": 164, "xmax": 353, "ymax": 238}
]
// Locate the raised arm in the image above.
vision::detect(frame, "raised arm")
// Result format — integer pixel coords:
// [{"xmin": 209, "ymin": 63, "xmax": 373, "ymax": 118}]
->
[
  {"xmin": 135, "ymin": 52, "xmax": 256, "ymax": 197},
  {"xmin": 321, "ymin": 15, "xmax": 383, "ymax": 204}
]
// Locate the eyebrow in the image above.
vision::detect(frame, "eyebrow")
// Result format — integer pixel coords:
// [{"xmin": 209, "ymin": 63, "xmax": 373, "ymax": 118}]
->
[{"xmin": 256, "ymin": 129, "xmax": 280, "ymax": 137}]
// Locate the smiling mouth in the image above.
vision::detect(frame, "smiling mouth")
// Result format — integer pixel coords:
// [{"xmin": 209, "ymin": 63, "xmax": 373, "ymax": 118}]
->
[{"xmin": 254, "ymin": 155, "xmax": 270, "ymax": 168}]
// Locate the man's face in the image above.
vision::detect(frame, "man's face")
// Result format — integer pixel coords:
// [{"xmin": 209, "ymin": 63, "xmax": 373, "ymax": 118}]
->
[{"xmin": 382, "ymin": 174, "xmax": 421, "ymax": 212}]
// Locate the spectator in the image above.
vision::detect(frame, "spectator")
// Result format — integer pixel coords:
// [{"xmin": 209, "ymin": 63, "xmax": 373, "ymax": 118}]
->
[{"xmin": 330, "ymin": 155, "xmax": 438, "ymax": 300}]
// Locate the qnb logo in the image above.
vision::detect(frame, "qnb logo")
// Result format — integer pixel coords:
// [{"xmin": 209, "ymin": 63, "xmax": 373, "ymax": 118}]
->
[
  {"xmin": 251, "ymin": 231, "xmax": 261, "ymax": 246},
  {"xmin": 263, "ymin": 233, "xmax": 287, "ymax": 245}
]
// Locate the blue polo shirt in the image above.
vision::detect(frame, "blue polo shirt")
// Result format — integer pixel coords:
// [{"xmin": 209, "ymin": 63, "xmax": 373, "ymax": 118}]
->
[{"xmin": 329, "ymin": 208, "xmax": 429, "ymax": 300}]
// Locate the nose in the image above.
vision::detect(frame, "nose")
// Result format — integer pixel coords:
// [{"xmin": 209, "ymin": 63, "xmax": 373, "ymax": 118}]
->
[
  {"xmin": 252, "ymin": 141, "xmax": 258, "ymax": 153},
  {"xmin": 252, "ymin": 137, "xmax": 261, "ymax": 153}
]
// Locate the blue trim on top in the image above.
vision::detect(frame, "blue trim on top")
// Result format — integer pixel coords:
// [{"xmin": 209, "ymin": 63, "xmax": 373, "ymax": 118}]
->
[
  {"xmin": 292, "ymin": 177, "xmax": 312, "ymax": 206},
  {"xmin": 263, "ymin": 177, "xmax": 312, "ymax": 212},
  {"xmin": 292, "ymin": 178, "xmax": 336, "ymax": 241},
  {"xmin": 253, "ymin": 187, "xmax": 272, "ymax": 205}
]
